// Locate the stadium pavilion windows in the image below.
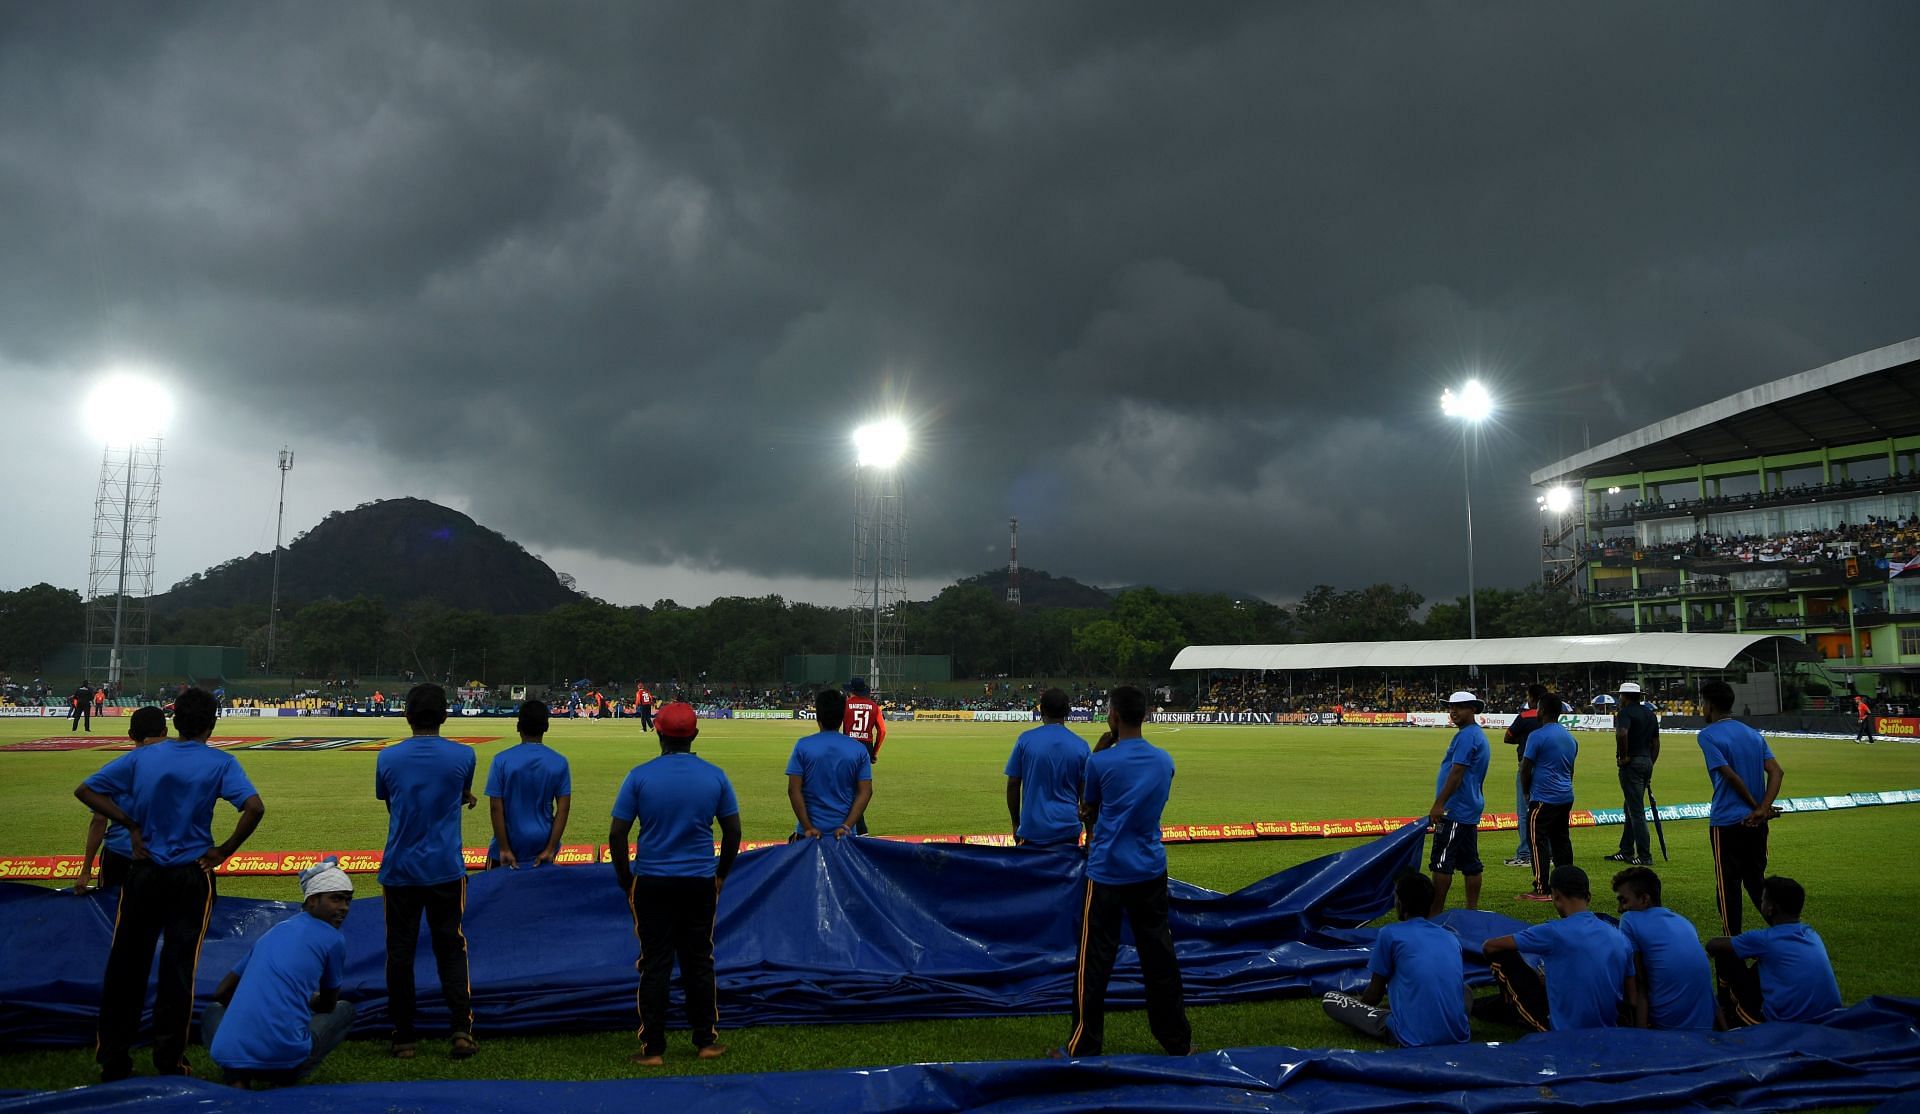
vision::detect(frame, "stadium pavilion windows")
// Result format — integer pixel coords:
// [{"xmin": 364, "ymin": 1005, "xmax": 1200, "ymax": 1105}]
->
[{"xmin": 1901, "ymin": 627, "xmax": 1920, "ymax": 657}]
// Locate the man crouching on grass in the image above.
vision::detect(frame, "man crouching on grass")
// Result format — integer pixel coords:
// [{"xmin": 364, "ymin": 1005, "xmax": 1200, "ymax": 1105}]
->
[{"xmin": 201, "ymin": 858, "xmax": 356, "ymax": 1088}]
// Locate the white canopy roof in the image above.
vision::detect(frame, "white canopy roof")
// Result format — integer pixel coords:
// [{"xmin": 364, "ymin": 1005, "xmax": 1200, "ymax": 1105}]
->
[{"xmin": 1171, "ymin": 633, "xmax": 1813, "ymax": 673}]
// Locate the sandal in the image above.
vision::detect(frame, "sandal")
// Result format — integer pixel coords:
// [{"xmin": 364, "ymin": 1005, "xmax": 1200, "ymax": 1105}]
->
[
  {"xmin": 450, "ymin": 1032, "xmax": 478, "ymax": 1059},
  {"xmin": 390, "ymin": 1041, "xmax": 417, "ymax": 1060}
]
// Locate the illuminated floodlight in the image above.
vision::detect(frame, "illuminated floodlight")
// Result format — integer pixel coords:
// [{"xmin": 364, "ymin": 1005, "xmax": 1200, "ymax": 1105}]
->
[
  {"xmin": 1440, "ymin": 379, "xmax": 1494, "ymax": 423},
  {"xmin": 84, "ymin": 373, "xmax": 173, "ymax": 445},
  {"xmin": 1543, "ymin": 486, "xmax": 1575, "ymax": 514},
  {"xmin": 853, "ymin": 419, "xmax": 909, "ymax": 469},
  {"xmin": 1608, "ymin": 485, "xmax": 1623, "ymax": 495}
]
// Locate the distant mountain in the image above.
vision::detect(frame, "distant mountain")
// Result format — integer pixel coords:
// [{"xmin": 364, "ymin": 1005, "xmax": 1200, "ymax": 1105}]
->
[
  {"xmin": 154, "ymin": 498, "xmax": 579, "ymax": 615},
  {"xmin": 955, "ymin": 568, "xmax": 1115, "ymax": 610}
]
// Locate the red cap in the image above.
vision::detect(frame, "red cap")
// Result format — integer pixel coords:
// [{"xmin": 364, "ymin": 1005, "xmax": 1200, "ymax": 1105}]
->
[{"xmin": 655, "ymin": 702, "xmax": 698, "ymax": 737}]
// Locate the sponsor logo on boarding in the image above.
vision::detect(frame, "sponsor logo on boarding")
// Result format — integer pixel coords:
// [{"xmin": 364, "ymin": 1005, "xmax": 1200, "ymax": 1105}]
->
[
  {"xmin": 1320, "ymin": 820, "xmax": 1358, "ymax": 837},
  {"xmin": 1187, "ymin": 824, "xmax": 1226, "ymax": 840},
  {"xmin": 1570, "ymin": 811, "xmax": 1598, "ymax": 828},
  {"xmin": 1160, "ymin": 825, "xmax": 1193, "ymax": 842},
  {"xmin": 1874, "ymin": 717, "xmax": 1920, "ymax": 737},
  {"xmin": 1219, "ymin": 823, "xmax": 1258, "ymax": 840},
  {"xmin": 962, "ymin": 833, "xmax": 1016, "ymax": 846},
  {"xmin": 0, "ymin": 707, "xmax": 67, "ymax": 717},
  {"xmin": 1352, "ymin": 818, "xmax": 1387, "ymax": 835},
  {"xmin": 1152, "ymin": 712, "xmax": 1209, "ymax": 724},
  {"xmin": 971, "ymin": 710, "xmax": 1032, "ymax": 723},
  {"xmin": 913, "ymin": 710, "xmax": 975, "ymax": 722},
  {"xmin": 462, "ymin": 846, "xmax": 490, "ymax": 869},
  {"xmin": 0, "ymin": 856, "xmax": 85, "ymax": 880},
  {"xmin": 553, "ymin": 845, "xmax": 598, "ymax": 865},
  {"xmin": 1342, "ymin": 712, "xmax": 1410, "ymax": 727},
  {"xmin": 731, "ymin": 709, "xmax": 791, "ymax": 720}
]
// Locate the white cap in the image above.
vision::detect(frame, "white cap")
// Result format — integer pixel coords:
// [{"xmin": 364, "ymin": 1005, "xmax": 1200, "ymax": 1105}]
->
[
  {"xmin": 1619, "ymin": 682, "xmax": 1642, "ymax": 694},
  {"xmin": 299, "ymin": 856, "xmax": 353, "ymax": 899},
  {"xmin": 1446, "ymin": 690, "xmax": 1483, "ymax": 706}
]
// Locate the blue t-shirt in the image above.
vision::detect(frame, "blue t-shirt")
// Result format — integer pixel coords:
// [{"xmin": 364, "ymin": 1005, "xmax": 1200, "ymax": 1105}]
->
[
  {"xmin": 1618, "ymin": 906, "xmax": 1715, "ymax": 1030},
  {"xmin": 612, "ymin": 752, "xmax": 740, "ymax": 878},
  {"xmin": 785, "ymin": 731, "xmax": 872, "ymax": 834},
  {"xmin": 208, "ymin": 913, "xmax": 347, "ymax": 1071},
  {"xmin": 83, "ymin": 740, "xmax": 258, "ymax": 867},
  {"xmin": 1369, "ymin": 917, "xmax": 1470, "ymax": 1046},
  {"xmin": 375, "ymin": 736, "xmax": 476, "ymax": 887},
  {"xmin": 1435, "ymin": 725, "xmax": 1491, "ymax": 825},
  {"xmin": 1523, "ymin": 723, "xmax": 1578, "ymax": 805},
  {"xmin": 1084, "ymin": 737, "xmax": 1175, "ymax": 885},
  {"xmin": 1698, "ymin": 720, "xmax": 1774, "ymax": 827},
  {"xmin": 1005, "ymin": 723, "xmax": 1091, "ymax": 845},
  {"xmin": 484, "ymin": 742, "xmax": 573, "ymax": 864},
  {"xmin": 1513, "ymin": 910, "xmax": 1634, "ymax": 1030},
  {"xmin": 1730, "ymin": 922, "xmax": 1842, "ymax": 1022}
]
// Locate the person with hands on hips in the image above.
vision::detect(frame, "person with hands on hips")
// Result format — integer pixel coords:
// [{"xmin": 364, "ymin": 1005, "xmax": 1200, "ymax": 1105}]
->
[{"xmin": 76, "ymin": 686, "xmax": 264, "ymax": 1083}]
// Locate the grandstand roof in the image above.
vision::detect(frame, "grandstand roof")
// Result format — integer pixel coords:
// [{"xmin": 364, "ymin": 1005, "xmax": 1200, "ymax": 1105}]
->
[
  {"xmin": 1531, "ymin": 336, "xmax": 1920, "ymax": 485},
  {"xmin": 1170, "ymin": 632, "xmax": 1816, "ymax": 672}
]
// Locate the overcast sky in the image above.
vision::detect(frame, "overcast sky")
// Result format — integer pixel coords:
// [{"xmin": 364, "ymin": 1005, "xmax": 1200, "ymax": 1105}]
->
[{"xmin": 2, "ymin": 3, "xmax": 1916, "ymax": 608}]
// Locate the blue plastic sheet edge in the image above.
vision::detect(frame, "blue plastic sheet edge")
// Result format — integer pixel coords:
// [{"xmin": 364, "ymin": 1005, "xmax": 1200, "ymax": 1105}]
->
[
  {"xmin": 2, "ymin": 821, "xmax": 1443, "ymax": 1048},
  {"xmin": 3, "ymin": 998, "xmax": 1917, "ymax": 1114}
]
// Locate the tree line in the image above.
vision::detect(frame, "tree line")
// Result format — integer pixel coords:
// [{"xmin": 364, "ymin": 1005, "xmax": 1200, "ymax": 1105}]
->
[{"xmin": 0, "ymin": 579, "xmax": 1608, "ymax": 685}]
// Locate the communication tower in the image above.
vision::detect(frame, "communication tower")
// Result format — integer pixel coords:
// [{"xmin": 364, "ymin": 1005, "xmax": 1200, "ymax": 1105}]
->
[{"xmin": 1006, "ymin": 517, "xmax": 1021, "ymax": 606}]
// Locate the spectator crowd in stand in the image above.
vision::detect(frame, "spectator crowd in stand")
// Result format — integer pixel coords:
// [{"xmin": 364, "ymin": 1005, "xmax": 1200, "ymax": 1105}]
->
[{"xmin": 1587, "ymin": 515, "xmax": 1920, "ymax": 567}]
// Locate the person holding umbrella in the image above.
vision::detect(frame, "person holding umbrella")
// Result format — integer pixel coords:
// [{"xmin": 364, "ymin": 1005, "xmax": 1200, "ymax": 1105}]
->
[{"xmin": 1605, "ymin": 683, "xmax": 1660, "ymax": 867}]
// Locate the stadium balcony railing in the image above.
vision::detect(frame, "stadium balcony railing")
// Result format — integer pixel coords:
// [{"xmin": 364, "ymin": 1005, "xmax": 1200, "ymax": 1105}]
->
[{"xmin": 1590, "ymin": 471, "xmax": 1920, "ymax": 527}]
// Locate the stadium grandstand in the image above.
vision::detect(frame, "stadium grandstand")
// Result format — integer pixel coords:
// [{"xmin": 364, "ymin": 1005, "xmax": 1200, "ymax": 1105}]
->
[{"xmin": 1533, "ymin": 336, "xmax": 1920, "ymax": 708}]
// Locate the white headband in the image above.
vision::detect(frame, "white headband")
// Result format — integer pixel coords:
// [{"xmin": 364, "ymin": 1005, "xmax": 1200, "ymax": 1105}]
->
[{"xmin": 299, "ymin": 857, "xmax": 353, "ymax": 899}]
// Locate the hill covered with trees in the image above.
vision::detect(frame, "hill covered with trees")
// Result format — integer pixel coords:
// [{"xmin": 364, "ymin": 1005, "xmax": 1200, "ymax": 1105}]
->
[{"xmin": 155, "ymin": 498, "xmax": 580, "ymax": 616}]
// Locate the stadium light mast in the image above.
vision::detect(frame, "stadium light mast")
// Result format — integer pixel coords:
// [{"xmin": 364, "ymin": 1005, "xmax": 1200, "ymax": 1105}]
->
[
  {"xmin": 851, "ymin": 419, "xmax": 909, "ymax": 699},
  {"xmin": 267, "ymin": 447, "xmax": 294, "ymax": 674},
  {"xmin": 83, "ymin": 374, "xmax": 172, "ymax": 698},
  {"xmin": 1441, "ymin": 380, "xmax": 1494, "ymax": 652}
]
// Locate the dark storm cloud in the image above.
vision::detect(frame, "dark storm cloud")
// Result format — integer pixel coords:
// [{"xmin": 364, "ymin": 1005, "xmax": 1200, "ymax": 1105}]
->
[{"xmin": 2, "ymin": 2, "xmax": 1917, "ymax": 604}]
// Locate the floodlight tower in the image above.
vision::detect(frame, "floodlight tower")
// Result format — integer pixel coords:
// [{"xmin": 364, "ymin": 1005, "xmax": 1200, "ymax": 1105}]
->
[
  {"xmin": 1440, "ymin": 380, "xmax": 1494, "ymax": 644},
  {"xmin": 850, "ymin": 420, "xmax": 909, "ymax": 698},
  {"xmin": 267, "ymin": 447, "xmax": 294, "ymax": 673},
  {"xmin": 83, "ymin": 375, "xmax": 172, "ymax": 698},
  {"xmin": 1537, "ymin": 485, "xmax": 1585, "ymax": 593}
]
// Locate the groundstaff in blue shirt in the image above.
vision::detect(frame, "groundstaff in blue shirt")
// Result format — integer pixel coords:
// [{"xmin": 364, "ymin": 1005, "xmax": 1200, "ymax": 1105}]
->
[
  {"xmin": 77, "ymin": 686, "xmax": 265, "ymax": 1082},
  {"xmin": 75, "ymin": 705, "xmax": 169, "ymax": 895},
  {"xmin": 1056, "ymin": 686, "xmax": 1192, "ymax": 1059},
  {"xmin": 375, "ymin": 683, "xmax": 478, "ymax": 1060},
  {"xmin": 1323, "ymin": 872, "xmax": 1471, "ymax": 1046},
  {"xmin": 610, "ymin": 702, "xmax": 741, "ymax": 1066},
  {"xmin": 785, "ymin": 689, "xmax": 872, "ymax": 839},
  {"xmin": 484, "ymin": 700, "xmax": 572, "ymax": 868},
  {"xmin": 1482, "ymin": 865, "xmax": 1635, "ymax": 1031},
  {"xmin": 1006, "ymin": 688, "xmax": 1091, "ymax": 847},
  {"xmin": 1611, "ymin": 866, "xmax": 1715, "ymax": 1030},
  {"xmin": 1696, "ymin": 679, "xmax": 1784, "ymax": 935},
  {"xmin": 1708, "ymin": 875, "xmax": 1843, "ymax": 1026},
  {"xmin": 1427, "ymin": 691, "xmax": 1491, "ymax": 915},
  {"xmin": 203, "ymin": 858, "xmax": 356, "ymax": 1086},
  {"xmin": 1519, "ymin": 693, "xmax": 1578, "ymax": 900}
]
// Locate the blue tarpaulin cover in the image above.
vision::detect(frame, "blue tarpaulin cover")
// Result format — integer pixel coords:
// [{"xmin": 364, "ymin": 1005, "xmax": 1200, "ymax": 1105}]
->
[
  {"xmin": 3, "ymin": 999, "xmax": 1917, "ymax": 1113},
  {"xmin": 0, "ymin": 822, "xmax": 1430, "ymax": 1047}
]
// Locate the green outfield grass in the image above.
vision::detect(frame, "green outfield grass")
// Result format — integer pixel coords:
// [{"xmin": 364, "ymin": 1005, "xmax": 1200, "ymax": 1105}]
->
[{"xmin": 2, "ymin": 716, "xmax": 1917, "ymax": 1091}]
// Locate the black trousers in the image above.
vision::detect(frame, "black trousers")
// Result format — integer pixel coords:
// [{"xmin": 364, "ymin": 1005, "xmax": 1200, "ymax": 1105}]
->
[
  {"xmin": 1487, "ymin": 951, "xmax": 1552, "ymax": 1032},
  {"xmin": 100, "ymin": 849, "xmax": 134, "ymax": 889},
  {"xmin": 1857, "ymin": 715, "xmax": 1875, "ymax": 742},
  {"xmin": 95, "ymin": 861, "xmax": 215, "ymax": 1080},
  {"xmin": 628, "ymin": 876, "xmax": 720, "ymax": 1055},
  {"xmin": 638, "ymin": 705, "xmax": 654, "ymax": 731},
  {"xmin": 1066, "ymin": 875, "xmax": 1191, "ymax": 1057},
  {"xmin": 384, "ymin": 877, "xmax": 473, "ymax": 1043},
  {"xmin": 1713, "ymin": 951, "xmax": 1766, "ymax": 1027},
  {"xmin": 1710, "ymin": 823, "xmax": 1768, "ymax": 936},
  {"xmin": 71, "ymin": 705, "xmax": 90, "ymax": 731},
  {"xmin": 1528, "ymin": 802, "xmax": 1574, "ymax": 894}
]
